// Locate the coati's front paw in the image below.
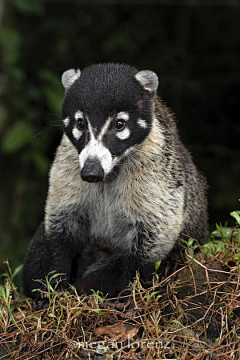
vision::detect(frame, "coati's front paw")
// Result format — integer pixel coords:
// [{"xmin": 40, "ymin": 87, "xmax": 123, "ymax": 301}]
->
[
  {"xmin": 49, "ymin": 278, "xmax": 69, "ymax": 293},
  {"xmin": 74, "ymin": 277, "xmax": 95, "ymax": 296},
  {"xmin": 74, "ymin": 275, "xmax": 132, "ymax": 300},
  {"xmin": 75, "ymin": 278, "xmax": 132, "ymax": 309},
  {"xmin": 74, "ymin": 255, "xmax": 135, "ymax": 299},
  {"xmin": 32, "ymin": 278, "xmax": 70, "ymax": 310},
  {"xmin": 33, "ymin": 298, "xmax": 49, "ymax": 311}
]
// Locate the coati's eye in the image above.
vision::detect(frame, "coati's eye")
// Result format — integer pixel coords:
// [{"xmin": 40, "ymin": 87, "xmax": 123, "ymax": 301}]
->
[
  {"xmin": 76, "ymin": 118, "xmax": 85, "ymax": 130},
  {"xmin": 115, "ymin": 119, "xmax": 126, "ymax": 131}
]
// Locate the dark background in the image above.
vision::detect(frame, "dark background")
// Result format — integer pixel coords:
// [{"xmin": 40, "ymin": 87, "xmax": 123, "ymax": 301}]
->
[{"xmin": 0, "ymin": 0, "xmax": 240, "ymax": 287}]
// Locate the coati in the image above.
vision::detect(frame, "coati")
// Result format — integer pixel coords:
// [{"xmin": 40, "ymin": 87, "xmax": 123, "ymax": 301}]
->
[{"xmin": 22, "ymin": 63, "xmax": 208, "ymax": 305}]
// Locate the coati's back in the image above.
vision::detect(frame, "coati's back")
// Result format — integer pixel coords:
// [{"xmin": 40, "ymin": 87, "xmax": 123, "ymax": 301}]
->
[{"xmin": 23, "ymin": 63, "xmax": 208, "ymax": 302}]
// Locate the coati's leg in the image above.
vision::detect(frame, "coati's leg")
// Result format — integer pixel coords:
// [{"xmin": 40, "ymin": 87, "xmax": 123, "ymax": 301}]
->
[
  {"xmin": 22, "ymin": 222, "xmax": 51, "ymax": 299},
  {"xmin": 76, "ymin": 243, "xmax": 118, "ymax": 279},
  {"xmin": 73, "ymin": 237, "xmax": 190, "ymax": 299},
  {"xmin": 73, "ymin": 252, "xmax": 157, "ymax": 299},
  {"xmin": 22, "ymin": 221, "xmax": 80, "ymax": 302}
]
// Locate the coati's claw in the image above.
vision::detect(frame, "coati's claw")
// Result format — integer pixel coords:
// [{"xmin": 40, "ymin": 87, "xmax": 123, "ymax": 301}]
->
[
  {"xmin": 33, "ymin": 298, "xmax": 49, "ymax": 311},
  {"xmin": 40, "ymin": 292, "xmax": 49, "ymax": 299}
]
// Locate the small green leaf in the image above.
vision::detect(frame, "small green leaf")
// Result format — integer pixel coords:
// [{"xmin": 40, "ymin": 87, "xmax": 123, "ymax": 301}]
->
[
  {"xmin": 216, "ymin": 223, "xmax": 221, "ymax": 230},
  {"xmin": 12, "ymin": 264, "xmax": 23, "ymax": 279},
  {"xmin": 212, "ymin": 230, "xmax": 221, "ymax": 238},
  {"xmin": 214, "ymin": 240, "xmax": 225, "ymax": 253},
  {"xmin": 91, "ymin": 309, "xmax": 106, "ymax": 315},
  {"xmin": 48, "ymin": 272, "xmax": 65, "ymax": 283},
  {"xmin": 170, "ymin": 319, "xmax": 182, "ymax": 326},
  {"xmin": 48, "ymin": 313, "xmax": 56, "ymax": 319},
  {"xmin": 233, "ymin": 253, "xmax": 240, "ymax": 261},
  {"xmin": 5, "ymin": 282, "xmax": 11, "ymax": 301},
  {"xmin": 0, "ymin": 285, "xmax": 6, "ymax": 300},
  {"xmin": 230, "ymin": 211, "xmax": 240, "ymax": 225},
  {"xmin": 187, "ymin": 238, "xmax": 195, "ymax": 247},
  {"xmin": 155, "ymin": 260, "xmax": 161, "ymax": 271},
  {"xmin": 150, "ymin": 291, "xmax": 159, "ymax": 299},
  {"xmin": 221, "ymin": 227, "xmax": 232, "ymax": 240}
]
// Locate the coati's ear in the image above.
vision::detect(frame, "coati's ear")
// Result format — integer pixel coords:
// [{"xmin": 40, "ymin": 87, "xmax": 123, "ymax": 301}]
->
[
  {"xmin": 61, "ymin": 69, "xmax": 81, "ymax": 90},
  {"xmin": 135, "ymin": 70, "xmax": 159, "ymax": 95}
]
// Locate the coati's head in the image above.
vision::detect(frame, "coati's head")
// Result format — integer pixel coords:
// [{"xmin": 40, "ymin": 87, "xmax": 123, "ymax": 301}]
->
[{"xmin": 61, "ymin": 63, "xmax": 159, "ymax": 182}]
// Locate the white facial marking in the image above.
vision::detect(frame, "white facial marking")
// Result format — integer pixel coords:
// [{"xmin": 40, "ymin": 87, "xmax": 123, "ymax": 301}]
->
[
  {"xmin": 72, "ymin": 127, "xmax": 83, "ymax": 140},
  {"xmin": 124, "ymin": 146, "xmax": 136, "ymax": 157},
  {"xmin": 63, "ymin": 117, "xmax": 70, "ymax": 127},
  {"xmin": 99, "ymin": 117, "xmax": 113, "ymax": 141},
  {"xmin": 116, "ymin": 111, "xmax": 129, "ymax": 121},
  {"xmin": 79, "ymin": 118, "xmax": 114, "ymax": 175},
  {"xmin": 72, "ymin": 111, "xmax": 84, "ymax": 140},
  {"xmin": 75, "ymin": 110, "xmax": 84, "ymax": 120},
  {"xmin": 79, "ymin": 112, "xmax": 132, "ymax": 177},
  {"xmin": 137, "ymin": 119, "xmax": 148, "ymax": 129},
  {"xmin": 79, "ymin": 138, "xmax": 113, "ymax": 174},
  {"xmin": 115, "ymin": 112, "xmax": 131, "ymax": 140},
  {"xmin": 116, "ymin": 127, "xmax": 131, "ymax": 140}
]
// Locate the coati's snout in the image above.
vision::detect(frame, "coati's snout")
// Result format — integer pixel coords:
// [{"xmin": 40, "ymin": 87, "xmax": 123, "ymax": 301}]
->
[{"xmin": 81, "ymin": 158, "xmax": 104, "ymax": 182}]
